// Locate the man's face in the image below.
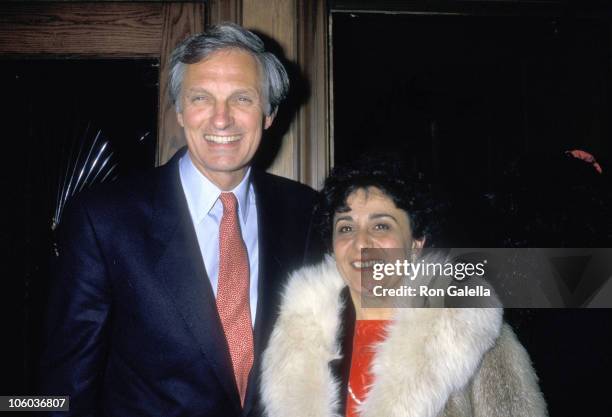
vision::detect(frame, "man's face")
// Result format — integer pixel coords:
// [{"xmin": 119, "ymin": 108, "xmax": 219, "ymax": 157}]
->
[{"xmin": 177, "ymin": 48, "xmax": 274, "ymax": 190}]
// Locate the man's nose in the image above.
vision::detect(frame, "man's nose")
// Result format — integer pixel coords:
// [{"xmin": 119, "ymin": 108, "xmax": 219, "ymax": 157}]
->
[{"xmin": 212, "ymin": 101, "xmax": 233, "ymax": 130}]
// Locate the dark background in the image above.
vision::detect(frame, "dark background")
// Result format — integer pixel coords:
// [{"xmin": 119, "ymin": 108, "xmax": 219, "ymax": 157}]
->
[
  {"xmin": 334, "ymin": 12, "xmax": 611, "ymax": 188},
  {"xmin": 333, "ymin": 9, "xmax": 612, "ymax": 416},
  {"xmin": 0, "ymin": 59, "xmax": 158, "ymax": 396}
]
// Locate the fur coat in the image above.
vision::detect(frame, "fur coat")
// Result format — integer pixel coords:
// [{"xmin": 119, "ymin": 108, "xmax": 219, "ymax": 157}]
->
[{"xmin": 261, "ymin": 257, "xmax": 548, "ymax": 417}]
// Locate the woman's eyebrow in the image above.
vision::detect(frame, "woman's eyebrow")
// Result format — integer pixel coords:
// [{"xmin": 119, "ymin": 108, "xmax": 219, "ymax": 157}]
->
[
  {"xmin": 369, "ymin": 213, "xmax": 398, "ymax": 223},
  {"xmin": 334, "ymin": 215, "xmax": 353, "ymax": 225}
]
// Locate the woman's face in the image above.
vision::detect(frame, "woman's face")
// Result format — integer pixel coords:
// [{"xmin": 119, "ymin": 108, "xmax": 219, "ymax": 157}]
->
[{"xmin": 332, "ymin": 187, "xmax": 425, "ymax": 299}]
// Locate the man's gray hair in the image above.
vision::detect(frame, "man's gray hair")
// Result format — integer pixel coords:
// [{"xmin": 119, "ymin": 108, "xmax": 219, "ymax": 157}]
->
[{"xmin": 169, "ymin": 23, "xmax": 289, "ymax": 116}]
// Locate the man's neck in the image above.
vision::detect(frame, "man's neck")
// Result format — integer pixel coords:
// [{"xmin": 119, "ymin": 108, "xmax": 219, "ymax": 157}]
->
[
  {"xmin": 205, "ymin": 171, "xmax": 246, "ymax": 191},
  {"xmin": 188, "ymin": 154, "xmax": 248, "ymax": 191}
]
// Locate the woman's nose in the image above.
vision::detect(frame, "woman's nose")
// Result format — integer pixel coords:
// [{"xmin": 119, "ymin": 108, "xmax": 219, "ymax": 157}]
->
[{"xmin": 354, "ymin": 229, "xmax": 372, "ymax": 250}]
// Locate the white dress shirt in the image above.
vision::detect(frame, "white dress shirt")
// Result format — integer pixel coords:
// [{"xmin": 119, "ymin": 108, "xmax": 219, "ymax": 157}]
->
[{"xmin": 179, "ymin": 153, "xmax": 259, "ymax": 325}]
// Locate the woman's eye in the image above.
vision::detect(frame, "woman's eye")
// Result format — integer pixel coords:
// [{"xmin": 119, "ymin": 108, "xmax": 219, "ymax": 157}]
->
[
  {"xmin": 338, "ymin": 225, "xmax": 352, "ymax": 233},
  {"xmin": 374, "ymin": 223, "xmax": 390, "ymax": 231}
]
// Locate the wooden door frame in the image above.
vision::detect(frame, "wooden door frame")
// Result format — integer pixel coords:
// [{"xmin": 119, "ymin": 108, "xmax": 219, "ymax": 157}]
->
[
  {"xmin": 0, "ymin": 0, "xmax": 333, "ymax": 185},
  {"xmin": 296, "ymin": 0, "xmax": 331, "ymax": 189},
  {"xmin": 0, "ymin": 1, "xmax": 205, "ymax": 166}
]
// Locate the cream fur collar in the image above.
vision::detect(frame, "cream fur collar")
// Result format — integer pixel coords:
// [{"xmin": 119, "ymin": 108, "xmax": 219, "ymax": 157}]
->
[{"xmin": 261, "ymin": 256, "xmax": 503, "ymax": 417}]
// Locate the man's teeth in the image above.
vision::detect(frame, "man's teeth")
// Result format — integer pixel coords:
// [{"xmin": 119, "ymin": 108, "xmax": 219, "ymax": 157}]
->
[
  {"xmin": 353, "ymin": 260, "xmax": 383, "ymax": 268},
  {"xmin": 204, "ymin": 135, "xmax": 241, "ymax": 144}
]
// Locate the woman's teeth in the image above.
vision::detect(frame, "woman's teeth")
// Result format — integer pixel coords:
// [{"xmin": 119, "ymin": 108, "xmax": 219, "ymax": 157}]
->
[{"xmin": 352, "ymin": 260, "xmax": 383, "ymax": 268}]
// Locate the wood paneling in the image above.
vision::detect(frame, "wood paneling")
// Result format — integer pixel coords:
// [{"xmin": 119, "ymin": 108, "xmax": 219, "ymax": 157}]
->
[
  {"xmin": 0, "ymin": 3, "xmax": 163, "ymax": 57},
  {"xmin": 157, "ymin": 3, "xmax": 205, "ymax": 165},
  {"xmin": 239, "ymin": 0, "xmax": 331, "ymax": 187},
  {"xmin": 0, "ymin": 2, "xmax": 205, "ymax": 167},
  {"xmin": 297, "ymin": 0, "xmax": 330, "ymax": 189},
  {"xmin": 243, "ymin": 0, "xmax": 298, "ymax": 180},
  {"xmin": 207, "ymin": 0, "xmax": 242, "ymax": 25}
]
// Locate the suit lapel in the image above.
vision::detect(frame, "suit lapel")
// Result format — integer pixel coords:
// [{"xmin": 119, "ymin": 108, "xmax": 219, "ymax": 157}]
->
[
  {"xmin": 251, "ymin": 171, "xmax": 287, "ymax": 356},
  {"xmin": 242, "ymin": 171, "xmax": 290, "ymax": 415},
  {"xmin": 150, "ymin": 152, "xmax": 241, "ymax": 411}
]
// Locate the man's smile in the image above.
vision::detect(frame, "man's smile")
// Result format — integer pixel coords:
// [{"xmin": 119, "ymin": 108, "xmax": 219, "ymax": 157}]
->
[{"xmin": 204, "ymin": 134, "xmax": 242, "ymax": 144}]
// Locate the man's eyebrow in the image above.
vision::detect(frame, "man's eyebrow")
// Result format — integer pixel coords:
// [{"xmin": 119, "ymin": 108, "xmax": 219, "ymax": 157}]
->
[
  {"xmin": 186, "ymin": 87, "xmax": 209, "ymax": 94},
  {"xmin": 185, "ymin": 87, "xmax": 259, "ymax": 96},
  {"xmin": 369, "ymin": 213, "xmax": 398, "ymax": 223},
  {"xmin": 231, "ymin": 88, "xmax": 260, "ymax": 96}
]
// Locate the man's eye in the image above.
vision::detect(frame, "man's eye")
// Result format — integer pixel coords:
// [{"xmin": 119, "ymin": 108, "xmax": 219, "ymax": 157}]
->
[
  {"xmin": 191, "ymin": 95, "xmax": 207, "ymax": 102},
  {"xmin": 338, "ymin": 225, "xmax": 352, "ymax": 233},
  {"xmin": 236, "ymin": 96, "xmax": 254, "ymax": 104}
]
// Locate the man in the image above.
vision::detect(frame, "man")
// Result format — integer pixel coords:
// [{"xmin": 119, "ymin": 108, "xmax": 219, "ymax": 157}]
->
[{"xmin": 40, "ymin": 24, "xmax": 320, "ymax": 417}]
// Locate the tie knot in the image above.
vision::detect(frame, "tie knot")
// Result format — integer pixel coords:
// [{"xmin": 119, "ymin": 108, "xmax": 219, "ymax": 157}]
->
[{"xmin": 219, "ymin": 192, "xmax": 238, "ymax": 213}]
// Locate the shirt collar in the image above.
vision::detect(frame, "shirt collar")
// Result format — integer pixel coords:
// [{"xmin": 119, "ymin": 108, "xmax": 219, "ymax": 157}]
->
[{"xmin": 179, "ymin": 152, "xmax": 252, "ymax": 223}]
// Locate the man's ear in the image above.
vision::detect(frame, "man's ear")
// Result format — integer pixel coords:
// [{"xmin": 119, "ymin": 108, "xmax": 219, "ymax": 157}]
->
[
  {"xmin": 264, "ymin": 109, "xmax": 277, "ymax": 129},
  {"xmin": 177, "ymin": 110, "xmax": 184, "ymax": 128}
]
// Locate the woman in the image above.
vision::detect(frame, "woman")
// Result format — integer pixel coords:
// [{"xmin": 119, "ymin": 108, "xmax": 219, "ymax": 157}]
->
[{"xmin": 260, "ymin": 158, "xmax": 547, "ymax": 417}]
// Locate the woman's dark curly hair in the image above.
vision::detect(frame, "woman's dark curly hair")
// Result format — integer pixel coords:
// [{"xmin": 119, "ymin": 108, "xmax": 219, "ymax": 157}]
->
[{"xmin": 315, "ymin": 155, "xmax": 436, "ymax": 251}]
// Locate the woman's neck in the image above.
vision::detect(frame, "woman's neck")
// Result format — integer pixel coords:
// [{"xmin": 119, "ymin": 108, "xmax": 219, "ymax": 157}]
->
[{"xmin": 349, "ymin": 289, "xmax": 394, "ymax": 320}]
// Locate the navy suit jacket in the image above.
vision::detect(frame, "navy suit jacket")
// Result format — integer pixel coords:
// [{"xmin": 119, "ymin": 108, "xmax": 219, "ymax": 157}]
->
[{"xmin": 40, "ymin": 150, "xmax": 321, "ymax": 417}]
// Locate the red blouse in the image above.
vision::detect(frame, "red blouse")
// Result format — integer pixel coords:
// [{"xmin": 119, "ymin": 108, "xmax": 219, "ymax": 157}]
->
[{"xmin": 346, "ymin": 320, "xmax": 389, "ymax": 417}]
